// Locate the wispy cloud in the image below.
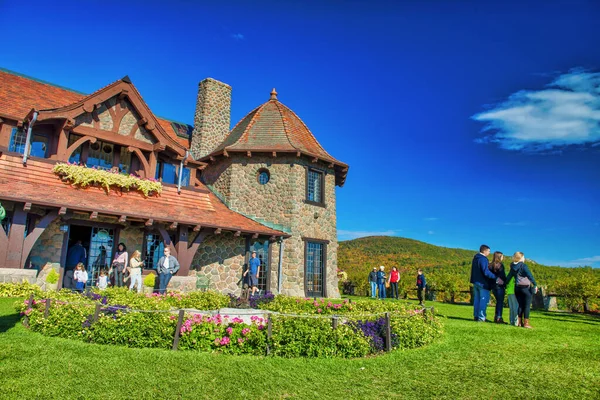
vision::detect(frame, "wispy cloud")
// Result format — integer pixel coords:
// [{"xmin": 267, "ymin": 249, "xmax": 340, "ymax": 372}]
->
[
  {"xmin": 338, "ymin": 229, "xmax": 400, "ymax": 240},
  {"xmin": 424, "ymin": 217, "xmax": 439, "ymax": 221},
  {"xmin": 427, "ymin": 230, "xmax": 435, "ymax": 235},
  {"xmin": 230, "ymin": 33, "xmax": 245, "ymax": 40},
  {"xmin": 537, "ymin": 255, "xmax": 600, "ymax": 268},
  {"xmin": 502, "ymin": 221, "xmax": 528, "ymax": 227},
  {"xmin": 473, "ymin": 68, "xmax": 600, "ymax": 152}
]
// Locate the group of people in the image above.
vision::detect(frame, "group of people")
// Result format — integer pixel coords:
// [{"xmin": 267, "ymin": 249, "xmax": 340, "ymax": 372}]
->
[
  {"xmin": 368, "ymin": 266, "xmax": 427, "ymax": 306},
  {"xmin": 471, "ymin": 244, "xmax": 538, "ymax": 328},
  {"xmin": 65, "ymin": 241, "xmax": 180, "ymax": 294}
]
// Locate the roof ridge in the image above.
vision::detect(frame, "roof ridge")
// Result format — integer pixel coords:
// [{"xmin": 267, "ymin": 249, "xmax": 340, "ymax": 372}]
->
[{"xmin": 0, "ymin": 66, "xmax": 88, "ymax": 96}]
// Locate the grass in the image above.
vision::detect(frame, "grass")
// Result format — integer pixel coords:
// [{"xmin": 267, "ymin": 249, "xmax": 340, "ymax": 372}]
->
[{"xmin": 1, "ymin": 297, "xmax": 599, "ymax": 399}]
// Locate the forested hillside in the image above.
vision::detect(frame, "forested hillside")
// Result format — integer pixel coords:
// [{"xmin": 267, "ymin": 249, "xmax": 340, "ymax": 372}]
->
[{"xmin": 338, "ymin": 236, "xmax": 600, "ymax": 310}]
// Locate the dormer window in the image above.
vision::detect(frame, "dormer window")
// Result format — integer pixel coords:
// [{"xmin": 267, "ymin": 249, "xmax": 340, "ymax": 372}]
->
[
  {"xmin": 156, "ymin": 161, "xmax": 190, "ymax": 186},
  {"xmin": 305, "ymin": 168, "xmax": 325, "ymax": 206},
  {"xmin": 9, "ymin": 128, "xmax": 49, "ymax": 158}
]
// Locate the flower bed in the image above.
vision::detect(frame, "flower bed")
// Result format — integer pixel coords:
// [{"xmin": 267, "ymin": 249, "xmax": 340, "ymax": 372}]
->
[
  {"xmin": 14, "ymin": 286, "xmax": 443, "ymax": 358},
  {"xmin": 53, "ymin": 163, "xmax": 162, "ymax": 197}
]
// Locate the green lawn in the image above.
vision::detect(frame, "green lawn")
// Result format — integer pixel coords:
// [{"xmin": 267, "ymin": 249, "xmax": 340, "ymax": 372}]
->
[{"xmin": 1, "ymin": 297, "xmax": 599, "ymax": 400}]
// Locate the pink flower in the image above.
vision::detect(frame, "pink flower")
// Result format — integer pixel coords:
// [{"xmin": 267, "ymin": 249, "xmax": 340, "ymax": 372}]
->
[
  {"xmin": 238, "ymin": 338, "xmax": 244, "ymax": 344},
  {"xmin": 220, "ymin": 337, "xmax": 230, "ymax": 346},
  {"xmin": 226, "ymin": 327, "xmax": 233, "ymax": 335},
  {"xmin": 317, "ymin": 308, "xmax": 322, "ymax": 313},
  {"xmin": 242, "ymin": 328, "xmax": 250, "ymax": 336},
  {"xmin": 257, "ymin": 324, "xmax": 264, "ymax": 330}
]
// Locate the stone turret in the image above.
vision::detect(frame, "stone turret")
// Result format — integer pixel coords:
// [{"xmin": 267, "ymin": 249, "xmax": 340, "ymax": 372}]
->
[{"xmin": 190, "ymin": 78, "xmax": 232, "ymax": 160}]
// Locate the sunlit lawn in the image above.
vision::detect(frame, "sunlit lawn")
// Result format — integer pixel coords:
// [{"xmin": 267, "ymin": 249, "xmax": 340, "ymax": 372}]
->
[{"xmin": 0, "ymin": 297, "xmax": 598, "ymax": 399}]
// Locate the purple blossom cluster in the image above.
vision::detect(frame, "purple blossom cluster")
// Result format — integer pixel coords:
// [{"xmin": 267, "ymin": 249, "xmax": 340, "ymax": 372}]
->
[
  {"xmin": 228, "ymin": 291, "xmax": 275, "ymax": 309},
  {"xmin": 350, "ymin": 318, "xmax": 398, "ymax": 352}
]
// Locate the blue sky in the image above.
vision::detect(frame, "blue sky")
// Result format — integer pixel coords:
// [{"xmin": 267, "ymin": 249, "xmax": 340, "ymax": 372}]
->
[{"xmin": 1, "ymin": 1, "xmax": 599, "ymax": 267}]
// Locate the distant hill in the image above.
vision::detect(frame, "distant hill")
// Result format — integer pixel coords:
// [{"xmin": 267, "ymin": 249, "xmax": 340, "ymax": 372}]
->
[{"xmin": 337, "ymin": 236, "xmax": 597, "ymax": 299}]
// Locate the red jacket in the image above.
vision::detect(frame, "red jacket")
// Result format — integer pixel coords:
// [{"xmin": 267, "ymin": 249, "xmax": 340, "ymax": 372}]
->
[{"xmin": 390, "ymin": 270, "xmax": 400, "ymax": 283}]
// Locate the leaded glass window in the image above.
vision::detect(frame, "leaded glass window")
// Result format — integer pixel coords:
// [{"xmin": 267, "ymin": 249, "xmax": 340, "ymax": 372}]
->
[
  {"xmin": 305, "ymin": 241, "xmax": 325, "ymax": 297},
  {"xmin": 307, "ymin": 169, "xmax": 323, "ymax": 204}
]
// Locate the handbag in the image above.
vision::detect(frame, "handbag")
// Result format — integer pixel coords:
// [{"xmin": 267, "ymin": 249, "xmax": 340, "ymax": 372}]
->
[{"xmin": 516, "ymin": 266, "xmax": 531, "ymax": 287}]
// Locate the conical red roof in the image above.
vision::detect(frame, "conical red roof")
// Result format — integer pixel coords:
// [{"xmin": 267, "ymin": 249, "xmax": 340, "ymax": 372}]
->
[{"xmin": 203, "ymin": 90, "xmax": 348, "ymax": 185}]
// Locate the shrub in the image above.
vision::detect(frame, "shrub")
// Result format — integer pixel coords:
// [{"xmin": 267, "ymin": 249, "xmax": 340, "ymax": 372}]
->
[
  {"xmin": 46, "ymin": 269, "xmax": 60, "ymax": 284},
  {"xmin": 0, "ymin": 282, "xmax": 42, "ymax": 298},
  {"xmin": 143, "ymin": 273, "xmax": 156, "ymax": 288},
  {"xmin": 553, "ymin": 268, "xmax": 600, "ymax": 312}
]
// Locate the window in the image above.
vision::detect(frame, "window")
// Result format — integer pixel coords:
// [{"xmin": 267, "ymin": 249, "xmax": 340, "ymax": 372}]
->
[
  {"xmin": 156, "ymin": 161, "xmax": 190, "ymax": 186},
  {"xmin": 87, "ymin": 140, "xmax": 114, "ymax": 170},
  {"xmin": 257, "ymin": 169, "xmax": 270, "ymax": 185},
  {"xmin": 304, "ymin": 240, "xmax": 326, "ymax": 297},
  {"xmin": 142, "ymin": 232, "xmax": 176, "ymax": 270},
  {"xmin": 306, "ymin": 168, "xmax": 324, "ymax": 205},
  {"xmin": 119, "ymin": 147, "xmax": 132, "ymax": 174},
  {"xmin": 249, "ymin": 240, "xmax": 270, "ymax": 292},
  {"xmin": 8, "ymin": 128, "xmax": 26, "ymax": 154},
  {"xmin": 68, "ymin": 134, "xmax": 83, "ymax": 164}
]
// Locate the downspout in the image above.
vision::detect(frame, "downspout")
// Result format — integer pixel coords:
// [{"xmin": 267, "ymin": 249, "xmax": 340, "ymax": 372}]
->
[
  {"xmin": 22, "ymin": 111, "xmax": 39, "ymax": 165},
  {"xmin": 277, "ymin": 237, "xmax": 284, "ymax": 294},
  {"xmin": 177, "ymin": 150, "xmax": 189, "ymax": 193}
]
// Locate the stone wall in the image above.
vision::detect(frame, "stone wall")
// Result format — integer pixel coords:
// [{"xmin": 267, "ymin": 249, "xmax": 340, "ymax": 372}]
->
[
  {"xmin": 190, "ymin": 78, "xmax": 232, "ymax": 159},
  {"xmin": 29, "ymin": 219, "xmax": 63, "ymax": 267},
  {"xmin": 203, "ymin": 154, "xmax": 339, "ymax": 297},
  {"xmin": 191, "ymin": 232, "xmax": 246, "ymax": 295}
]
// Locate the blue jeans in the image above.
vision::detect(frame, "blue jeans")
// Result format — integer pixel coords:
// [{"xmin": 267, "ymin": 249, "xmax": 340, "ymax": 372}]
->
[
  {"xmin": 473, "ymin": 283, "xmax": 491, "ymax": 321},
  {"xmin": 492, "ymin": 286, "xmax": 505, "ymax": 320},
  {"xmin": 378, "ymin": 282, "xmax": 386, "ymax": 299},
  {"xmin": 508, "ymin": 294, "xmax": 519, "ymax": 326},
  {"xmin": 370, "ymin": 281, "xmax": 377, "ymax": 298},
  {"xmin": 158, "ymin": 272, "xmax": 172, "ymax": 294}
]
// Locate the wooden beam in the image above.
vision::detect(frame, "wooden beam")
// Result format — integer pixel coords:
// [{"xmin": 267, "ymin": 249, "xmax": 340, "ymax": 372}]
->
[
  {"xmin": 58, "ymin": 207, "xmax": 67, "ymax": 216},
  {"xmin": 169, "ymin": 222, "xmax": 178, "ymax": 230},
  {"xmin": 119, "ymin": 215, "xmax": 127, "ymax": 223},
  {"xmin": 269, "ymin": 235, "xmax": 277, "ymax": 242},
  {"xmin": 138, "ymin": 117, "xmax": 148, "ymax": 126},
  {"xmin": 252, "ymin": 233, "xmax": 259, "ymax": 239},
  {"xmin": 328, "ymin": 163, "xmax": 334, "ymax": 168},
  {"xmin": 23, "ymin": 203, "xmax": 32, "ymax": 212},
  {"xmin": 296, "ymin": 151, "xmax": 301, "ymax": 157},
  {"xmin": 118, "ymin": 89, "xmax": 129, "ymax": 100},
  {"xmin": 312, "ymin": 157, "xmax": 318, "ymax": 163},
  {"xmin": 145, "ymin": 219, "xmax": 154, "ymax": 226},
  {"xmin": 234, "ymin": 231, "xmax": 241, "ymax": 237},
  {"xmin": 214, "ymin": 228, "xmax": 222, "ymax": 235},
  {"xmin": 21, "ymin": 210, "xmax": 59, "ymax": 268},
  {"xmin": 90, "ymin": 211, "xmax": 98, "ymax": 220},
  {"xmin": 223, "ymin": 149, "xmax": 229, "ymax": 157},
  {"xmin": 193, "ymin": 225, "xmax": 202, "ymax": 232},
  {"xmin": 272, "ymin": 151, "xmax": 277, "ymax": 158},
  {"xmin": 246, "ymin": 151, "xmax": 252, "ymax": 158}
]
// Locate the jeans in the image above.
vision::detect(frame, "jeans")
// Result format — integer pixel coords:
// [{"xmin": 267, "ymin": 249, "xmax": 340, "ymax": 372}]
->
[
  {"xmin": 159, "ymin": 272, "xmax": 172, "ymax": 294},
  {"xmin": 473, "ymin": 283, "xmax": 491, "ymax": 321},
  {"xmin": 508, "ymin": 294, "xmax": 519, "ymax": 326},
  {"xmin": 515, "ymin": 286, "xmax": 532, "ymax": 319},
  {"xmin": 492, "ymin": 286, "xmax": 505, "ymax": 320},
  {"xmin": 377, "ymin": 282, "xmax": 386, "ymax": 299},
  {"xmin": 390, "ymin": 282, "xmax": 399, "ymax": 299},
  {"xmin": 370, "ymin": 281, "xmax": 377, "ymax": 298},
  {"xmin": 129, "ymin": 273, "xmax": 142, "ymax": 293},
  {"xmin": 113, "ymin": 264, "xmax": 125, "ymax": 287}
]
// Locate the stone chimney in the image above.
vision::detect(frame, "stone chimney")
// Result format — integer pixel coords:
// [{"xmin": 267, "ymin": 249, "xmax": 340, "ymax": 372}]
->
[{"xmin": 190, "ymin": 78, "xmax": 232, "ymax": 160}]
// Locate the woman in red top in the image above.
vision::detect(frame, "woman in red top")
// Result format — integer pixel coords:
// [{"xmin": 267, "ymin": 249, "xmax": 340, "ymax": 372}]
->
[{"xmin": 388, "ymin": 266, "xmax": 400, "ymax": 299}]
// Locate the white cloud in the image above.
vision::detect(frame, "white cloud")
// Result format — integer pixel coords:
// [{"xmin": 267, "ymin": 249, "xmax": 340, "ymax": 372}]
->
[
  {"xmin": 424, "ymin": 217, "xmax": 439, "ymax": 221},
  {"xmin": 230, "ymin": 33, "xmax": 245, "ymax": 40},
  {"xmin": 502, "ymin": 221, "xmax": 528, "ymax": 226},
  {"xmin": 427, "ymin": 230, "xmax": 435, "ymax": 235},
  {"xmin": 337, "ymin": 230, "xmax": 400, "ymax": 240},
  {"xmin": 473, "ymin": 68, "xmax": 600, "ymax": 152},
  {"xmin": 536, "ymin": 255, "xmax": 600, "ymax": 268},
  {"xmin": 572, "ymin": 255, "xmax": 600, "ymax": 264}
]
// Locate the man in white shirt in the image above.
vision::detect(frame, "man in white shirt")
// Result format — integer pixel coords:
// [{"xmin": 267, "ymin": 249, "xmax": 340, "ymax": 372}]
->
[{"xmin": 156, "ymin": 247, "xmax": 180, "ymax": 294}]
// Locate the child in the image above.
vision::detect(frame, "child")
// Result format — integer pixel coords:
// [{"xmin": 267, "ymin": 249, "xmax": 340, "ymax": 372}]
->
[
  {"xmin": 128, "ymin": 250, "xmax": 144, "ymax": 293},
  {"xmin": 74, "ymin": 262, "xmax": 88, "ymax": 293},
  {"xmin": 416, "ymin": 269, "xmax": 427, "ymax": 306},
  {"xmin": 98, "ymin": 269, "xmax": 108, "ymax": 291}
]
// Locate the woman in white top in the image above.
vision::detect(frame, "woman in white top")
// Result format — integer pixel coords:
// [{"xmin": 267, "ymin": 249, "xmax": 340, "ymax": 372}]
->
[
  {"xmin": 111, "ymin": 243, "xmax": 128, "ymax": 287},
  {"xmin": 128, "ymin": 250, "xmax": 144, "ymax": 293}
]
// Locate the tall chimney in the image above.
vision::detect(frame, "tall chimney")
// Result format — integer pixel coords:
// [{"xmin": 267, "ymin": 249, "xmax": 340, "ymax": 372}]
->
[{"xmin": 190, "ymin": 78, "xmax": 232, "ymax": 160}]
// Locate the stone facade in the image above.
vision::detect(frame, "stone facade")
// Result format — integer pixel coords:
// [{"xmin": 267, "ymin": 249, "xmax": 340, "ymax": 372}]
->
[
  {"xmin": 190, "ymin": 78, "xmax": 232, "ymax": 159},
  {"xmin": 29, "ymin": 219, "xmax": 63, "ymax": 267},
  {"xmin": 203, "ymin": 154, "xmax": 339, "ymax": 297}
]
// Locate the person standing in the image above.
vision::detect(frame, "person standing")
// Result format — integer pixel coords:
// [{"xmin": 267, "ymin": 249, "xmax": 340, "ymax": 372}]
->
[
  {"xmin": 128, "ymin": 250, "xmax": 144, "ymax": 293},
  {"xmin": 489, "ymin": 251, "xmax": 507, "ymax": 324},
  {"xmin": 506, "ymin": 270, "xmax": 518, "ymax": 326},
  {"xmin": 388, "ymin": 266, "xmax": 400, "ymax": 300},
  {"xmin": 65, "ymin": 240, "xmax": 86, "ymax": 290},
  {"xmin": 73, "ymin": 262, "xmax": 88, "ymax": 293},
  {"xmin": 377, "ymin": 266, "xmax": 387, "ymax": 300},
  {"xmin": 416, "ymin": 269, "xmax": 427, "ymax": 306},
  {"xmin": 244, "ymin": 251, "xmax": 261, "ymax": 296},
  {"xmin": 111, "ymin": 243, "xmax": 128, "ymax": 288},
  {"xmin": 368, "ymin": 267, "xmax": 378, "ymax": 298},
  {"xmin": 505, "ymin": 252, "xmax": 537, "ymax": 328},
  {"xmin": 156, "ymin": 247, "xmax": 180, "ymax": 294},
  {"xmin": 470, "ymin": 244, "xmax": 502, "ymax": 322}
]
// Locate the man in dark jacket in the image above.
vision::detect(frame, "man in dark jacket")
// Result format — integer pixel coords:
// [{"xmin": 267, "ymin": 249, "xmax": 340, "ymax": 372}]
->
[
  {"xmin": 64, "ymin": 240, "xmax": 86, "ymax": 290},
  {"xmin": 470, "ymin": 244, "xmax": 502, "ymax": 322},
  {"xmin": 368, "ymin": 267, "xmax": 378, "ymax": 298},
  {"xmin": 156, "ymin": 247, "xmax": 180, "ymax": 294}
]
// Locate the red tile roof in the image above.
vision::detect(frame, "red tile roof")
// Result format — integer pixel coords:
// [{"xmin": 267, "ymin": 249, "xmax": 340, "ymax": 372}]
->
[
  {"xmin": 202, "ymin": 91, "xmax": 349, "ymax": 185},
  {"xmin": 0, "ymin": 68, "xmax": 190, "ymax": 147},
  {"xmin": 0, "ymin": 153, "xmax": 286, "ymax": 237}
]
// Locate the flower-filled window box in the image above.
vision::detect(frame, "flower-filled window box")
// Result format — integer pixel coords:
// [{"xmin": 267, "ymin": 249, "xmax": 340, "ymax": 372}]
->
[{"xmin": 53, "ymin": 163, "xmax": 162, "ymax": 197}]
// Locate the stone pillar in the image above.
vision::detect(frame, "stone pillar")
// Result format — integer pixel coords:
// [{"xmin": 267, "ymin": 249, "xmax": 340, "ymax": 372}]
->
[{"xmin": 190, "ymin": 78, "xmax": 232, "ymax": 160}]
